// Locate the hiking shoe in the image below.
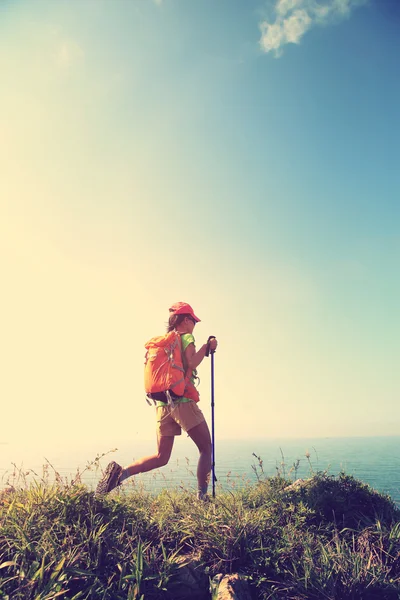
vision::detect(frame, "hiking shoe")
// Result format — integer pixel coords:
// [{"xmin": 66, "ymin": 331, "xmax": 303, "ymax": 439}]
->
[
  {"xmin": 96, "ymin": 461, "xmax": 123, "ymax": 496},
  {"xmin": 197, "ymin": 491, "xmax": 211, "ymax": 502}
]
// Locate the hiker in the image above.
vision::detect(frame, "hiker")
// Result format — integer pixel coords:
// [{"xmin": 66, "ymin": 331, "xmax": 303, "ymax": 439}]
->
[{"xmin": 96, "ymin": 302, "xmax": 218, "ymax": 500}]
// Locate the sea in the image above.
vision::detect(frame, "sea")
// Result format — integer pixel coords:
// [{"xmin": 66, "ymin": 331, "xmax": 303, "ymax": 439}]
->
[{"xmin": 1, "ymin": 436, "xmax": 400, "ymax": 507}]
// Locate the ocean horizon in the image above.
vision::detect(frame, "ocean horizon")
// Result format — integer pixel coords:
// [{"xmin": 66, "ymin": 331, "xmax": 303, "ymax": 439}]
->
[{"xmin": 1, "ymin": 435, "xmax": 399, "ymax": 506}]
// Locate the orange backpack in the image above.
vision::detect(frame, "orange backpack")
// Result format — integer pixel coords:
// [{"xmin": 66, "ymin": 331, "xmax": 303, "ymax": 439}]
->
[{"xmin": 144, "ymin": 330, "xmax": 186, "ymax": 404}]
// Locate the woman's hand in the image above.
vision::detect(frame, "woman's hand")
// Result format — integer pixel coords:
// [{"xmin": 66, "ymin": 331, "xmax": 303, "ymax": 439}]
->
[{"xmin": 208, "ymin": 337, "xmax": 218, "ymax": 352}]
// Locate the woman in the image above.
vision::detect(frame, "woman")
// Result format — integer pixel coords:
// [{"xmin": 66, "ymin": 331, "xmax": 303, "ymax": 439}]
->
[{"xmin": 96, "ymin": 302, "xmax": 218, "ymax": 500}]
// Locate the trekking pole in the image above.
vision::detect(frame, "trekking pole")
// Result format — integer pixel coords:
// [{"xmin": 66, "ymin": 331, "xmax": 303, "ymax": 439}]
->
[{"xmin": 206, "ymin": 336, "xmax": 217, "ymax": 498}]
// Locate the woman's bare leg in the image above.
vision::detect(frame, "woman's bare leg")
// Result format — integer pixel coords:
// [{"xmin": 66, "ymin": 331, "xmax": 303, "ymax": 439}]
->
[
  {"xmin": 187, "ymin": 420, "xmax": 212, "ymax": 496},
  {"xmin": 120, "ymin": 434, "xmax": 175, "ymax": 481}
]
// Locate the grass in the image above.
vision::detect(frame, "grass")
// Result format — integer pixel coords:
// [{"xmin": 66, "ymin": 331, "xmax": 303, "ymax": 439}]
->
[{"xmin": 1, "ymin": 460, "xmax": 400, "ymax": 599}]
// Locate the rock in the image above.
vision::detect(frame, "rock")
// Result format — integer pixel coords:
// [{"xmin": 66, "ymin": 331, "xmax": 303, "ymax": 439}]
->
[
  {"xmin": 210, "ymin": 574, "xmax": 223, "ymax": 597},
  {"xmin": 215, "ymin": 574, "xmax": 252, "ymax": 600},
  {"xmin": 168, "ymin": 555, "xmax": 209, "ymax": 600},
  {"xmin": 281, "ymin": 478, "xmax": 312, "ymax": 494}
]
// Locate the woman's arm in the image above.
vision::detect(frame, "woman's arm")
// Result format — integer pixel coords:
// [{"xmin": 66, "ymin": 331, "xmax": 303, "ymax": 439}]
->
[
  {"xmin": 184, "ymin": 338, "xmax": 217, "ymax": 371},
  {"xmin": 184, "ymin": 342, "xmax": 207, "ymax": 371}
]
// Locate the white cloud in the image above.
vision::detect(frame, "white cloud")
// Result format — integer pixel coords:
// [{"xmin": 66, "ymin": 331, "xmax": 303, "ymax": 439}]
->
[
  {"xmin": 260, "ymin": 0, "xmax": 367, "ymax": 56},
  {"xmin": 284, "ymin": 9, "xmax": 312, "ymax": 43},
  {"xmin": 276, "ymin": 0, "xmax": 304, "ymax": 16}
]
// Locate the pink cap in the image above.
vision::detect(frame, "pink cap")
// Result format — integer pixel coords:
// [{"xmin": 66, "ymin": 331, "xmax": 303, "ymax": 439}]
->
[{"xmin": 169, "ymin": 302, "xmax": 201, "ymax": 322}]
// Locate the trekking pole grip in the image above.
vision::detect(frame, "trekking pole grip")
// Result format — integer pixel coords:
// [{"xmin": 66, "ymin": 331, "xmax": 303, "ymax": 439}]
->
[{"xmin": 205, "ymin": 335, "xmax": 216, "ymax": 357}]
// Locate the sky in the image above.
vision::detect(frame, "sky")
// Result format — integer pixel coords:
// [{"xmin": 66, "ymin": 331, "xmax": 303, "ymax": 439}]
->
[{"xmin": 1, "ymin": 0, "xmax": 399, "ymax": 455}]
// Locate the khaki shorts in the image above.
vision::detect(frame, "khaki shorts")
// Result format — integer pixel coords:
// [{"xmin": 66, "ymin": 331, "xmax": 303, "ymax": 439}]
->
[{"xmin": 156, "ymin": 401, "xmax": 205, "ymax": 437}]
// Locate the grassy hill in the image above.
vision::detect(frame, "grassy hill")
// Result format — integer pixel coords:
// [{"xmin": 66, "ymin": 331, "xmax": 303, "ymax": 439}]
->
[{"xmin": 1, "ymin": 471, "xmax": 399, "ymax": 599}]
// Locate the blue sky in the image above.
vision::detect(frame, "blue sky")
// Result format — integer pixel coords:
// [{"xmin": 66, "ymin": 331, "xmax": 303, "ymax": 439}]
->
[{"xmin": 1, "ymin": 0, "xmax": 399, "ymax": 451}]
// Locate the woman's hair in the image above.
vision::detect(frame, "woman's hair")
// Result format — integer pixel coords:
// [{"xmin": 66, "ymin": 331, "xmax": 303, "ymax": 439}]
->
[{"xmin": 167, "ymin": 313, "xmax": 193, "ymax": 332}]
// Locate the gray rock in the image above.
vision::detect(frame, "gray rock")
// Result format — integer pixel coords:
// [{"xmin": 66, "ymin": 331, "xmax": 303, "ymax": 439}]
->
[
  {"xmin": 168, "ymin": 555, "xmax": 209, "ymax": 600},
  {"xmin": 281, "ymin": 478, "xmax": 313, "ymax": 493},
  {"xmin": 215, "ymin": 574, "xmax": 252, "ymax": 600}
]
